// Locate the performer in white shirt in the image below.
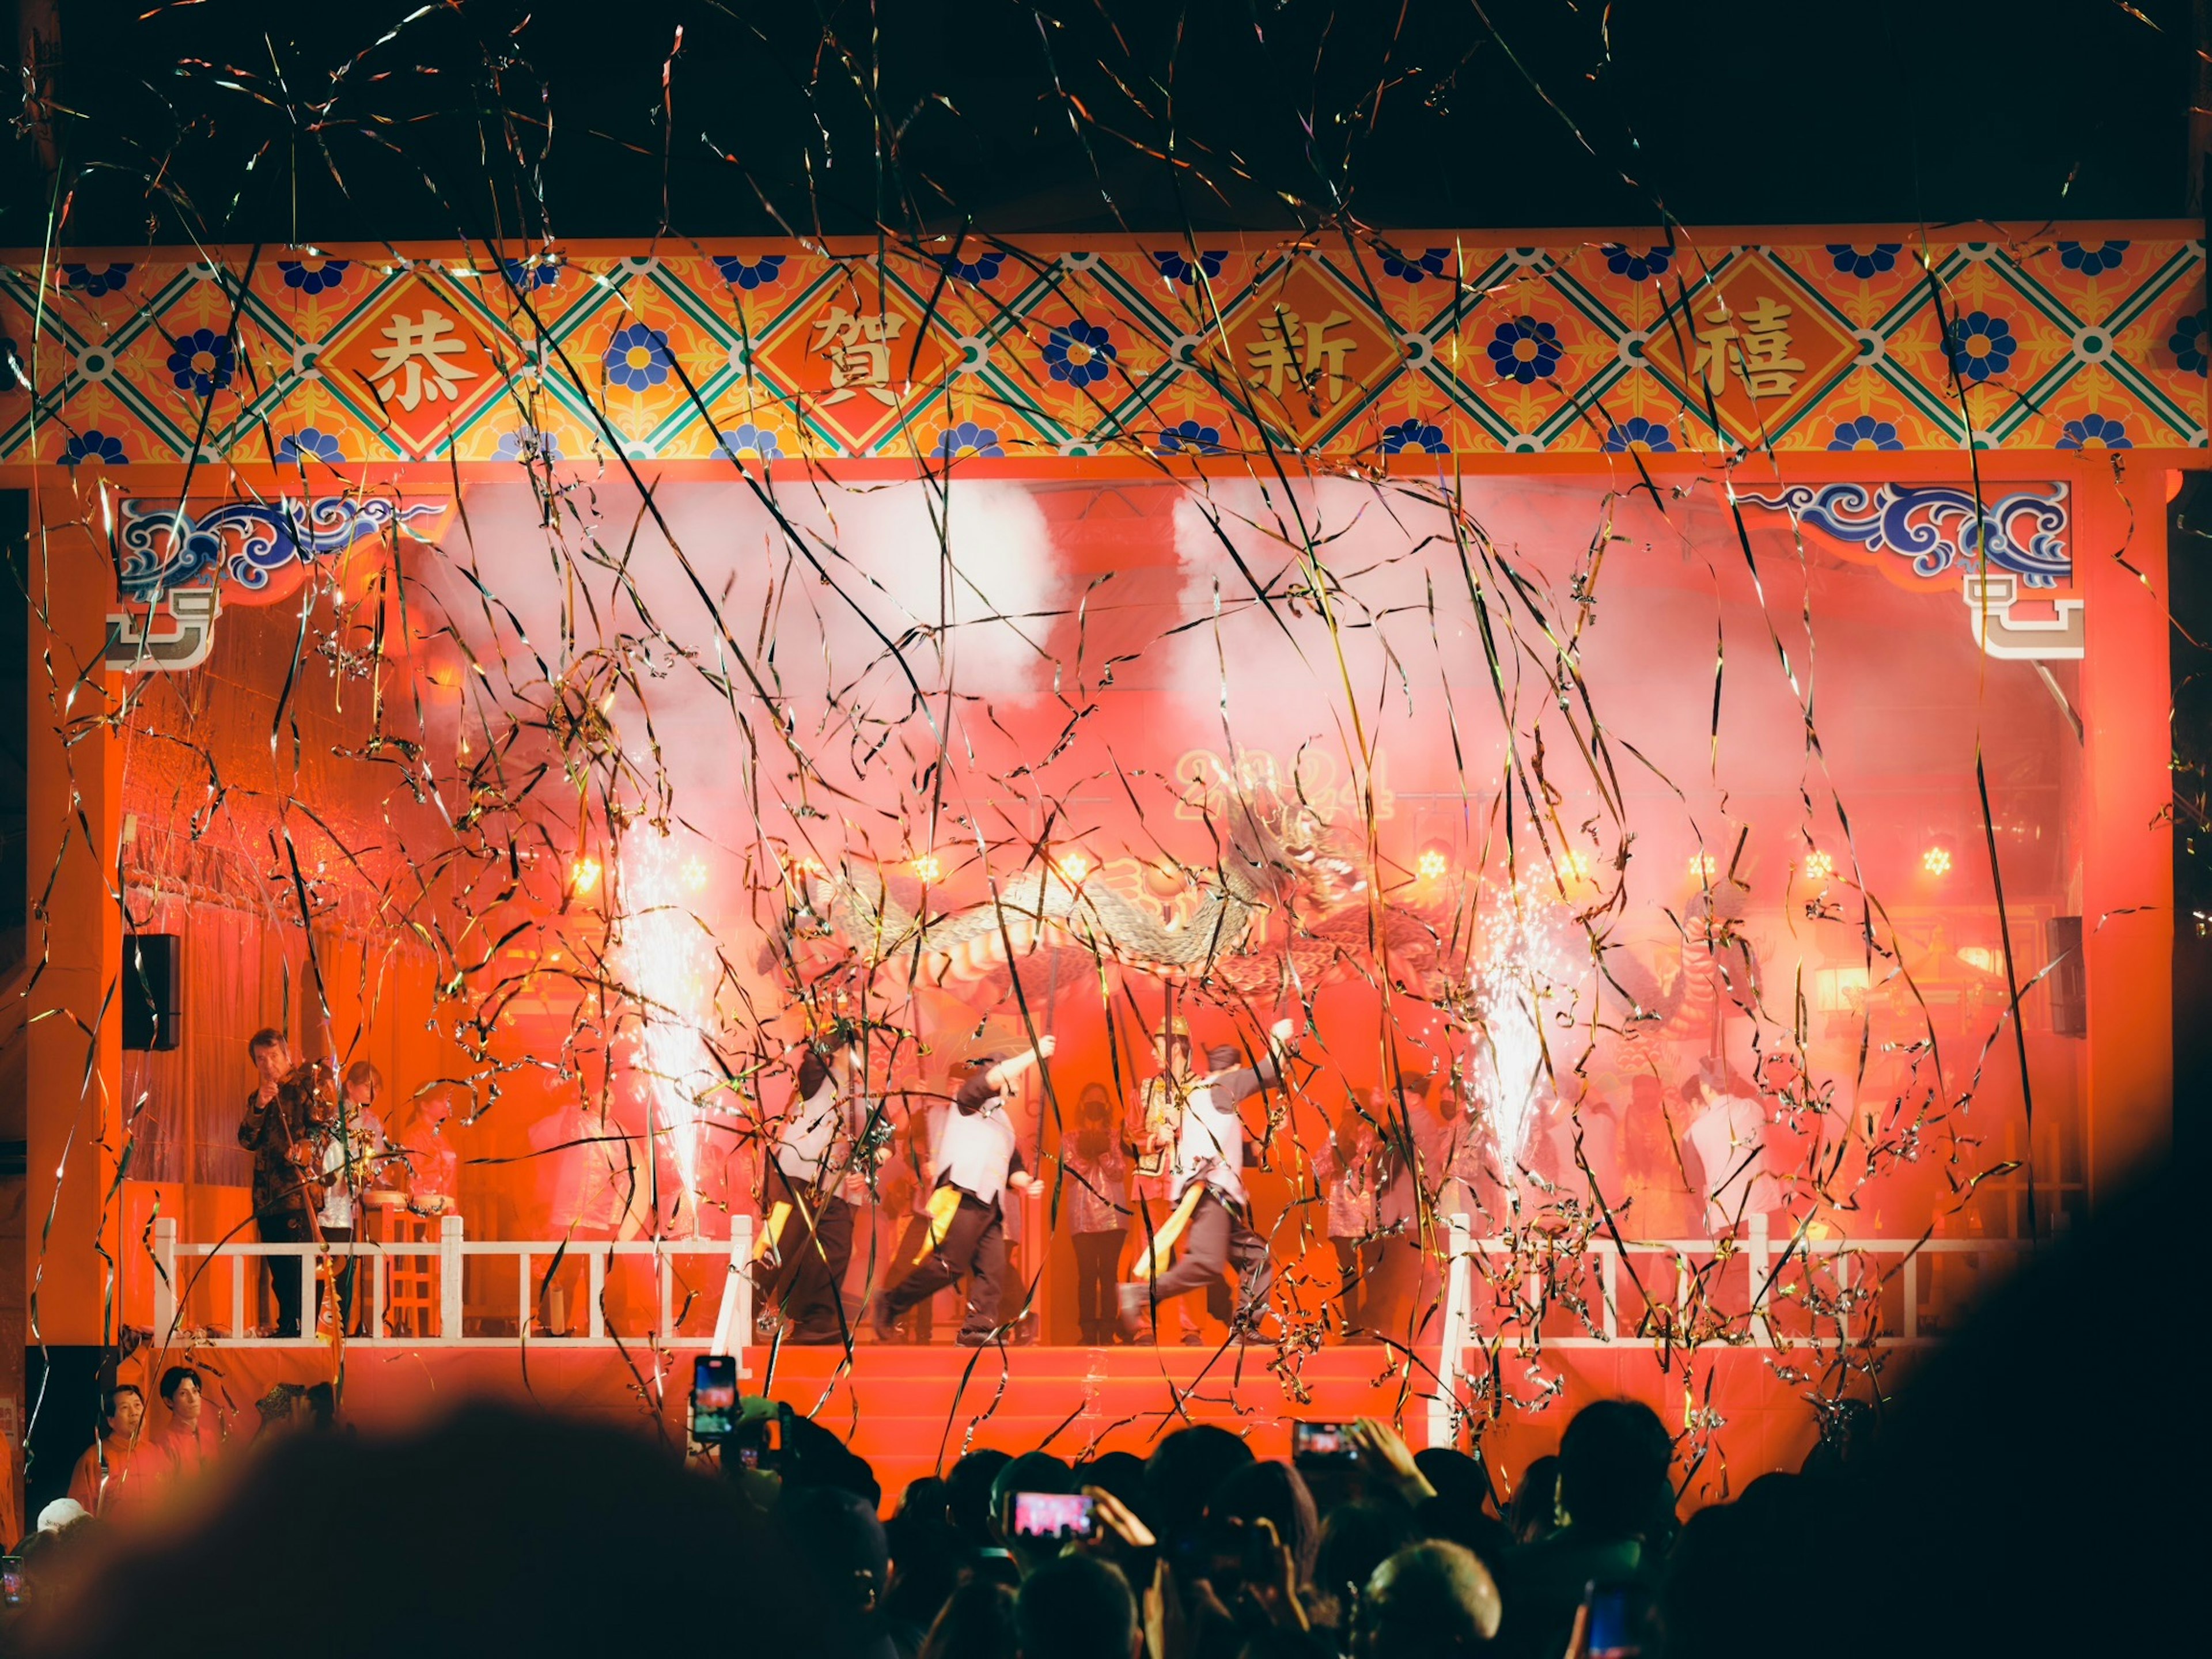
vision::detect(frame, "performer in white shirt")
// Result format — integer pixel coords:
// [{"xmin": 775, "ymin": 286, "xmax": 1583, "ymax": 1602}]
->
[
  {"xmin": 319, "ymin": 1061, "xmax": 394, "ymax": 1334},
  {"xmin": 755, "ymin": 1029, "xmax": 875, "ymax": 1344},
  {"xmin": 871, "ymin": 1036, "xmax": 1053, "ymax": 1347},
  {"xmin": 1117, "ymin": 1018, "xmax": 1297, "ymax": 1343}
]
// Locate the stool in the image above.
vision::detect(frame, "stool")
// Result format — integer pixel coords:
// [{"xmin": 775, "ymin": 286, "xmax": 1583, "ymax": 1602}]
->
[{"xmin": 365, "ymin": 1193, "xmax": 440, "ymax": 1338}]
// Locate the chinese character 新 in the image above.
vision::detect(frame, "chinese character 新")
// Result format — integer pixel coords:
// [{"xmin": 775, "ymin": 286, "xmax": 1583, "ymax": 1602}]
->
[
  {"xmin": 1247, "ymin": 307, "xmax": 1357, "ymax": 404},
  {"xmin": 369, "ymin": 309, "xmax": 478, "ymax": 412},
  {"xmin": 1690, "ymin": 296, "xmax": 1804, "ymax": 400},
  {"xmin": 812, "ymin": 305, "xmax": 903, "ymax": 407}
]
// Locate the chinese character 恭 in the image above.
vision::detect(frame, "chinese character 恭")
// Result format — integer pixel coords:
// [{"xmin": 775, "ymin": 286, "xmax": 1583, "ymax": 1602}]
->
[
  {"xmin": 369, "ymin": 309, "xmax": 477, "ymax": 412},
  {"xmin": 1734, "ymin": 296, "xmax": 1804, "ymax": 397},
  {"xmin": 1246, "ymin": 307, "xmax": 1357, "ymax": 404},
  {"xmin": 812, "ymin": 305, "xmax": 903, "ymax": 407}
]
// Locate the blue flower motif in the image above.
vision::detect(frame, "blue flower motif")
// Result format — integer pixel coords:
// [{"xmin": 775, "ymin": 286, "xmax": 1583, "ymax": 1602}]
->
[
  {"xmin": 1601, "ymin": 245, "xmax": 1671, "ymax": 282},
  {"xmin": 1828, "ymin": 244, "xmax": 1902, "ymax": 279},
  {"xmin": 2057, "ymin": 240, "xmax": 2128, "ymax": 277},
  {"xmin": 1828, "ymin": 415, "xmax": 1904, "ymax": 452},
  {"xmin": 712, "ymin": 254, "xmax": 786, "ymax": 291},
  {"xmin": 278, "ymin": 259, "xmax": 350, "ymax": 294},
  {"xmin": 2056, "ymin": 412, "xmax": 2132, "ymax": 450},
  {"xmin": 938, "ymin": 250, "xmax": 1007, "ymax": 284},
  {"xmin": 2171, "ymin": 310, "xmax": 2209, "ymax": 377},
  {"xmin": 61, "ymin": 263, "xmax": 132, "ymax": 297},
  {"xmin": 276, "ymin": 428, "xmax": 344, "ymax": 465},
  {"xmin": 1381, "ymin": 247, "xmax": 1452, "ymax": 284},
  {"xmin": 934, "ymin": 421, "xmax": 1005, "ymax": 459},
  {"xmin": 1152, "ymin": 251, "xmax": 1226, "ymax": 286},
  {"xmin": 60, "ymin": 429, "xmax": 126, "ymax": 466},
  {"xmin": 1378, "ymin": 419, "xmax": 1448, "ymax": 456},
  {"xmin": 166, "ymin": 328, "xmax": 235, "ymax": 397},
  {"xmin": 502, "ymin": 257, "xmax": 562, "ymax": 290},
  {"xmin": 1043, "ymin": 319, "xmax": 1116, "ymax": 387},
  {"xmin": 604, "ymin": 323, "xmax": 673, "ymax": 392},
  {"xmin": 713, "ymin": 423, "xmax": 784, "ymax": 461},
  {"xmin": 1486, "ymin": 316, "xmax": 1562, "ymax": 385},
  {"xmin": 493, "ymin": 428, "xmax": 563, "ymax": 464},
  {"xmin": 1944, "ymin": 310, "xmax": 2016, "ymax": 383},
  {"xmin": 1157, "ymin": 420, "xmax": 1226, "ymax": 456},
  {"xmin": 1602, "ymin": 416, "xmax": 1676, "ymax": 453}
]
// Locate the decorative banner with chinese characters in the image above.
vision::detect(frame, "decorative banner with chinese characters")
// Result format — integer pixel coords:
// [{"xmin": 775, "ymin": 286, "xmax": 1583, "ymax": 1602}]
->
[{"xmin": 0, "ymin": 230, "xmax": 2201, "ymax": 467}]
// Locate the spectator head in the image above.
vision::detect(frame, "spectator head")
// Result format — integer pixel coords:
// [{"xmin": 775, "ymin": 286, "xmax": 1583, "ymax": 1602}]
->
[
  {"xmin": 1412, "ymin": 1448, "xmax": 1493, "ymax": 1518},
  {"xmin": 158, "ymin": 1366, "xmax": 203, "ymax": 1421},
  {"xmin": 100, "ymin": 1385, "xmax": 145, "ymax": 1442},
  {"xmin": 1208, "ymin": 1459, "xmax": 1320, "ymax": 1585},
  {"xmin": 989, "ymin": 1451, "xmax": 1075, "ymax": 1570},
  {"xmin": 34, "ymin": 1499, "xmax": 88, "ymax": 1535},
  {"xmin": 1314, "ymin": 1501, "xmax": 1414, "ymax": 1626},
  {"xmin": 343, "ymin": 1061, "xmax": 382, "ymax": 1104},
  {"xmin": 1072, "ymin": 1450, "xmax": 1145, "ymax": 1513},
  {"xmin": 18, "ymin": 1403, "xmax": 810, "ymax": 1659},
  {"xmin": 947, "ymin": 1449, "xmax": 1015, "ymax": 1550},
  {"xmin": 1799, "ymin": 1398, "xmax": 1876, "ymax": 1479},
  {"xmin": 1142, "ymin": 1423, "xmax": 1255, "ymax": 1543},
  {"xmin": 1356, "ymin": 1540, "xmax": 1502, "ymax": 1658},
  {"xmin": 920, "ymin": 1578, "xmax": 1018, "ymax": 1659},
  {"xmin": 778, "ymin": 1484, "xmax": 891, "ymax": 1617},
  {"xmin": 779, "ymin": 1413, "xmax": 883, "ymax": 1510},
  {"xmin": 1558, "ymin": 1400, "xmax": 1675, "ymax": 1539},
  {"xmin": 1013, "ymin": 1555, "xmax": 1138, "ymax": 1659},
  {"xmin": 1507, "ymin": 1455, "xmax": 1560, "ymax": 1545}
]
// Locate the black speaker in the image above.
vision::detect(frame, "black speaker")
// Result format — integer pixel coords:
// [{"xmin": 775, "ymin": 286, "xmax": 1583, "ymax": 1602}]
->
[
  {"xmin": 122, "ymin": 932, "xmax": 180, "ymax": 1051},
  {"xmin": 2044, "ymin": 915, "xmax": 2086, "ymax": 1038}
]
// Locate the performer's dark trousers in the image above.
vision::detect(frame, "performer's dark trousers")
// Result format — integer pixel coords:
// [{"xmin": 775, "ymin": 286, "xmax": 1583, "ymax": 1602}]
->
[
  {"xmin": 320, "ymin": 1226, "xmax": 357, "ymax": 1332},
  {"xmin": 1360, "ymin": 1233, "xmax": 1426, "ymax": 1346},
  {"xmin": 257, "ymin": 1209, "xmax": 315, "ymax": 1338},
  {"xmin": 757, "ymin": 1165, "xmax": 855, "ymax": 1342},
  {"xmin": 880, "ymin": 1190, "xmax": 1006, "ymax": 1340},
  {"xmin": 1072, "ymin": 1230, "xmax": 1124, "ymax": 1343},
  {"xmin": 1139, "ymin": 1189, "xmax": 1272, "ymax": 1328},
  {"xmin": 1333, "ymin": 1236, "xmax": 1382, "ymax": 1330}
]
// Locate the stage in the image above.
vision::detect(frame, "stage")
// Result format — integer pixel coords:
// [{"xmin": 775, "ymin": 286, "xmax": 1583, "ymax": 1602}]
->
[{"xmin": 5, "ymin": 227, "xmax": 2180, "ymax": 1528}]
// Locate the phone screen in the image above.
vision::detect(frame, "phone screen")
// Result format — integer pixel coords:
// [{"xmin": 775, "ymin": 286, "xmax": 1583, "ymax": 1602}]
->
[
  {"xmin": 692, "ymin": 1354, "xmax": 738, "ymax": 1440},
  {"xmin": 1008, "ymin": 1491, "xmax": 1097, "ymax": 1541},
  {"xmin": 1585, "ymin": 1585, "xmax": 1640, "ymax": 1659},
  {"xmin": 1, "ymin": 1556, "xmax": 22, "ymax": 1607},
  {"xmin": 1293, "ymin": 1421, "xmax": 1356, "ymax": 1463}
]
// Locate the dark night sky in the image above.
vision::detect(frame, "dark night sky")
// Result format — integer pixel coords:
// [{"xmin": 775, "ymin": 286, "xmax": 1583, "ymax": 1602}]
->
[{"xmin": 7, "ymin": 0, "xmax": 2196, "ymax": 247}]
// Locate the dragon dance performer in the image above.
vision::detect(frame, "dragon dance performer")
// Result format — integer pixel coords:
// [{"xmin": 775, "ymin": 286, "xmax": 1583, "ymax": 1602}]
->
[
  {"xmin": 872, "ymin": 1036, "xmax": 1053, "ymax": 1347},
  {"xmin": 1118, "ymin": 1017, "xmax": 1298, "ymax": 1344},
  {"xmin": 754, "ymin": 1026, "xmax": 882, "ymax": 1345}
]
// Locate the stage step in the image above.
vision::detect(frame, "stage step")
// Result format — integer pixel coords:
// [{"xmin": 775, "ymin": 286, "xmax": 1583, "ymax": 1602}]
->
[{"xmin": 741, "ymin": 1343, "xmax": 1439, "ymax": 1501}]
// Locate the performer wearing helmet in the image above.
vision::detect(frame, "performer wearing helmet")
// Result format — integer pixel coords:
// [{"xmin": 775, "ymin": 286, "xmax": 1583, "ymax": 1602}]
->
[{"xmin": 1118, "ymin": 1017, "xmax": 1298, "ymax": 1343}]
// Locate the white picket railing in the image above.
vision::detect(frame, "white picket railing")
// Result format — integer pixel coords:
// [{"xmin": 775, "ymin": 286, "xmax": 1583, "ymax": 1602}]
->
[
  {"xmin": 1423, "ymin": 1212, "xmax": 2031, "ymax": 1446},
  {"xmin": 148, "ymin": 1214, "xmax": 755, "ymax": 1365}
]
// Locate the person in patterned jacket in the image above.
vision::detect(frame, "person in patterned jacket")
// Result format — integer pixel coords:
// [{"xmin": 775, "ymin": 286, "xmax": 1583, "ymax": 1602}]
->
[{"xmin": 1059, "ymin": 1084, "xmax": 1131, "ymax": 1344}]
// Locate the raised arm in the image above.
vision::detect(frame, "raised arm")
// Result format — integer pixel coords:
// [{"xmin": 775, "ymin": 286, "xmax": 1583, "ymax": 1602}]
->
[
  {"xmin": 983, "ymin": 1034, "xmax": 1055, "ymax": 1093},
  {"xmin": 1209, "ymin": 1020, "xmax": 1299, "ymax": 1106}
]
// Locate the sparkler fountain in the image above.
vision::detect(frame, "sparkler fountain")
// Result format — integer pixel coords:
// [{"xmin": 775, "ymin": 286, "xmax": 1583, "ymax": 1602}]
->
[{"xmin": 613, "ymin": 830, "xmax": 721, "ymax": 1234}]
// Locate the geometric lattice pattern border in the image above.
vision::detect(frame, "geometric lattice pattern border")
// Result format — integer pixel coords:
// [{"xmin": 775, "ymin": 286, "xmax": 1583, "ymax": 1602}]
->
[{"xmin": 2, "ymin": 226, "xmax": 2202, "ymax": 468}]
